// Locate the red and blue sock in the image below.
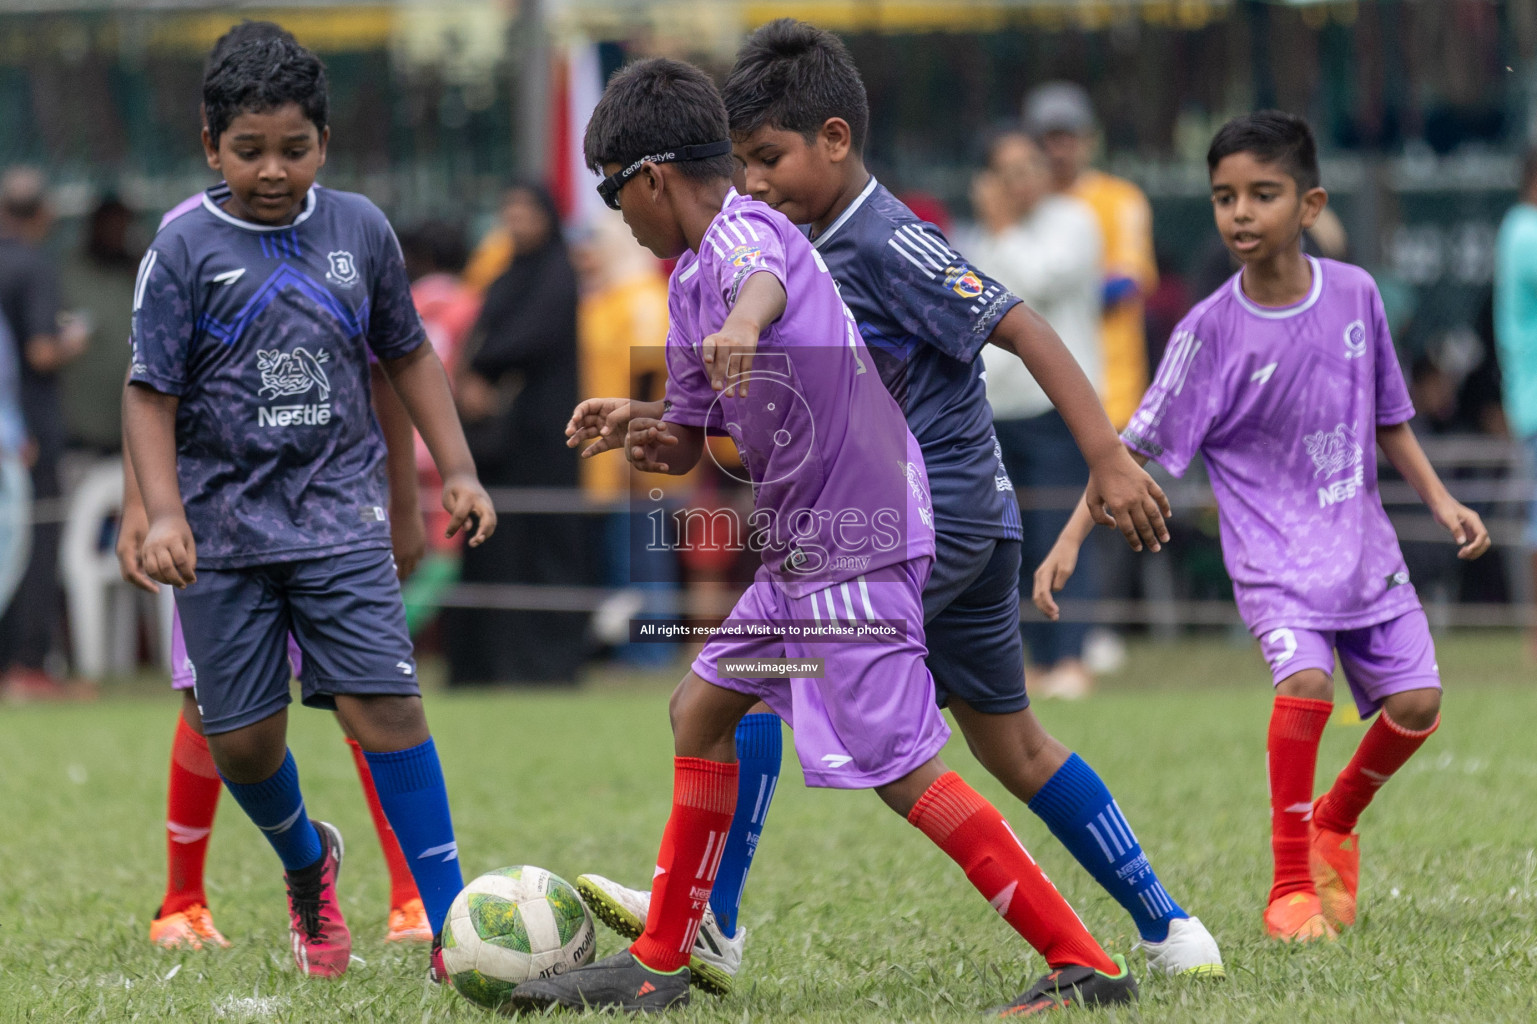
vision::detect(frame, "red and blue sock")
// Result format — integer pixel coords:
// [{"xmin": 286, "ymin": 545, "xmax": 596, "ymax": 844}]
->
[
  {"xmin": 707, "ymin": 713, "xmax": 781, "ymax": 938},
  {"xmin": 1027, "ymin": 753, "xmax": 1186, "ymax": 942},
  {"xmin": 220, "ymin": 749, "xmax": 323, "ymax": 872},
  {"xmin": 363, "ymin": 738, "xmax": 462, "ymax": 935}
]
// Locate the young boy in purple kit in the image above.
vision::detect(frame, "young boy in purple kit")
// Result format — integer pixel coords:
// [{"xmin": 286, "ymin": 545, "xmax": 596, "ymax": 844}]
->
[
  {"xmin": 507, "ymin": 57, "xmax": 1137, "ymax": 1016},
  {"xmin": 1035, "ymin": 111, "xmax": 1490, "ymax": 943}
]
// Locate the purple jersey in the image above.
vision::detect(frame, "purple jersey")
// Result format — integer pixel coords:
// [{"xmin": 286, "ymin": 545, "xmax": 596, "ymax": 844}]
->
[
  {"xmin": 1122, "ymin": 257, "xmax": 1420, "ymax": 636},
  {"xmin": 663, "ymin": 191, "xmax": 935, "ymax": 598}
]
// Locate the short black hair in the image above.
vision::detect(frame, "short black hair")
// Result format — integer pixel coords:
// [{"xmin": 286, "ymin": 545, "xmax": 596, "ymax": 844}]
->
[
  {"xmin": 203, "ymin": 35, "xmax": 328, "ymax": 147},
  {"xmin": 207, "ymin": 20, "xmax": 295, "ymax": 72},
  {"xmin": 723, "ymin": 18, "xmax": 870, "ymax": 152},
  {"xmin": 584, "ymin": 58, "xmax": 735, "ymax": 183},
  {"xmin": 1207, "ymin": 110, "xmax": 1320, "ymax": 192}
]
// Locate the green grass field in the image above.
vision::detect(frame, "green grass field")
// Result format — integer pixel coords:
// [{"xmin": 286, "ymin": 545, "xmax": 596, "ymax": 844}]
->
[{"xmin": 3, "ymin": 633, "xmax": 1535, "ymax": 1023}]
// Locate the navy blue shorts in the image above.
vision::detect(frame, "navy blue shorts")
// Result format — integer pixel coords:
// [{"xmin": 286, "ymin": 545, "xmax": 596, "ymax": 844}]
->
[
  {"xmin": 176, "ymin": 547, "xmax": 420, "ymax": 735},
  {"xmin": 922, "ymin": 533, "xmax": 1029, "ymax": 714}
]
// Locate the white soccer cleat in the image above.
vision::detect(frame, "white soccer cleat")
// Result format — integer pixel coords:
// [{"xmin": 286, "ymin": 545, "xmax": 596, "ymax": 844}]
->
[
  {"xmin": 575, "ymin": 873, "xmax": 745, "ymax": 995},
  {"xmin": 1139, "ymin": 916, "xmax": 1225, "ymax": 978}
]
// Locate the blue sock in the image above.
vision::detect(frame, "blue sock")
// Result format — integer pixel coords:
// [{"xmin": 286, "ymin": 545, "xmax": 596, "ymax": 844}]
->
[
  {"xmin": 221, "ymin": 750, "xmax": 323, "ymax": 873},
  {"xmin": 708, "ymin": 713, "xmax": 782, "ymax": 938},
  {"xmin": 1027, "ymin": 753, "xmax": 1185, "ymax": 942},
  {"xmin": 364, "ymin": 739, "xmax": 462, "ymax": 936}
]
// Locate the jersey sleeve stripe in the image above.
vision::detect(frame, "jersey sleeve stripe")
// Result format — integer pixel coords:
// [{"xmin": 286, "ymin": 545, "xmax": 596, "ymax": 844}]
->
[
  {"xmin": 892, "ymin": 232, "xmax": 947, "ymax": 274},
  {"xmin": 732, "ymin": 212, "xmax": 760, "ymax": 241},
  {"xmin": 133, "ymin": 250, "xmax": 159, "ymax": 312},
  {"xmin": 721, "ymin": 217, "xmax": 747, "ymax": 246},
  {"xmin": 886, "ymin": 238, "xmax": 937, "ymax": 279},
  {"xmin": 900, "ymin": 224, "xmax": 957, "ymax": 262}
]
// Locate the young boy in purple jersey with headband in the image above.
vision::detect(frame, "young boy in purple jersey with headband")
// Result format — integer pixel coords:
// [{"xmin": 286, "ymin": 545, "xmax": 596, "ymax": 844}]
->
[
  {"xmin": 571, "ymin": 18, "xmax": 1221, "ymax": 991},
  {"xmin": 1036, "ymin": 111, "xmax": 1491, "ymax": 943},
  {"xmin": 508, "ymin": 57, "xmax": 1136, "ymax": 1016},
  {"xmin": 114, "ymin": 19, "xmax": 436, "ymax": 954},
  {"xmin": 123, "ymin": 34, "xmax": 496, "ymax": 979}
]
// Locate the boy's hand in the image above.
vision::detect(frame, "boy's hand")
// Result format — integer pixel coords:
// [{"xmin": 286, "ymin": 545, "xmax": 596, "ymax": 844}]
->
[
  {"xmin": 389, "ymin": 501, "xmax": 427, "ymax": 580},
  {"xmin": 1032, "ymin": 539, "xmax": 1081, "ymax": 621},
  {"xmin": 626, "ymin": 417, "xmax": 680, "ymax": 473},
  {"xmin": 1085, "ymin": 450, "xmax": 1171, "ymax": 552},
  {"xmin": 142, "ymin": 515, "xmax": 197, "ymax": 589},
  {"xmin": 115, "ymin": 499, "xmax": 157, "ymax": 594},
  {"xmin": 703, "ymin": 323, "xmax": 758, "ymax": 397},
  {"xmin": 1431, "ymin": 497, "xmax": 1491, "ymax": 560},
  {"xmin": 567, "ymin": 397, "xmax": 643, "ymax": 458},
  {"xmin": 442, "ymin": 473, "xmax": 496, "ymax": 548}
]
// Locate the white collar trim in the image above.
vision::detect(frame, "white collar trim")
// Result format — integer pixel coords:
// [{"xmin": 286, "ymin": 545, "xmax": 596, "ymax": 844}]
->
[
  {"xmin": 200, "ymin": 186, "xmax": 317, "ymax": 232},
  {"xmin": 1231, "ymin": 255, "xmax": 1323, "ymax": 320},
  {"xmin": 812, "ymin": 175, "xmax": 878, "ymax": 249}
]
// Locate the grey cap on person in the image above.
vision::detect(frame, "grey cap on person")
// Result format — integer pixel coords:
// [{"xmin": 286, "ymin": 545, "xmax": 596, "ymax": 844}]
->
[{"xmin": 1022, "ymin": 82, "xmax": 1096, "ymax": 137}]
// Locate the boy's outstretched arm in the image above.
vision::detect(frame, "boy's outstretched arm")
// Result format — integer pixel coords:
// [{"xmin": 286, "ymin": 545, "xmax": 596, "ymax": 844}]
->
[
  {"xmin": 1377, "ymin": 421, "xmax": 1490, "ymax": 560},
  {"xmin": 115, "ymin": 383, "xmax": 158, "ymax": 594},
  {"xmin": 702, "ymin": 271, "xmax": 786, "ymax": 397},
  {"xmin": 988, "ymin": 303, "xmax": 1170, "ymax": 551},
  {"xmin": 1033, "ymin": 448, "xmax": 1151, "ymax": 620},
  {"xmin": 371, "ymin": 362, "xmax": 425, "ymax": 579},
  {"xmin": 626, "ymin": 417, "xmax": 705, "ymax": 476},
  {"xmin": 123, "ymin": 382, "xmax": 196, "ymax": 589},
  {"xmin": 379, "ymin": 343, "xmax": 496, "ymax": 547}
]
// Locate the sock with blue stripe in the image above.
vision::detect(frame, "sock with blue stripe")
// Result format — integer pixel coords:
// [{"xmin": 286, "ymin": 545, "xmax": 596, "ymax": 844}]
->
[
  {"xmin": 707, "ymin": 713, "xmax": 782, "ymax": 938},
  {"xmin": 364, "ymin": 738, "xmax": 463, "ymax": 935},
  {"xmin": 1027, "ymin": 753, "xmax": 1185, "ymax": 942},
  {"xmin": 221, "ymin": 749, "xmax": 323, "ymax": 872}
]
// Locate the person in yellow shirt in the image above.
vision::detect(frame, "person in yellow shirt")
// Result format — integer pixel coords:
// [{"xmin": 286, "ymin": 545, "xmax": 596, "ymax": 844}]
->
[{"xmin": 1024, "ymin": 82, "xmax": 1157, "ymax": 431}]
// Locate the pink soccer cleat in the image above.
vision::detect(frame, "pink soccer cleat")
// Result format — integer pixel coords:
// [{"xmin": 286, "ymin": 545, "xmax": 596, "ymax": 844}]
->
[{"xmin": 285, "ymin": 821, "xmax": 351, "ymax": 978}]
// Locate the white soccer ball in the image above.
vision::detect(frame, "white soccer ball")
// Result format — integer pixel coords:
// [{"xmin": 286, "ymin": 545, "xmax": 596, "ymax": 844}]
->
[{"xmin": 441, "ymin": 865, "xmax": 597, "ymax": 1011}]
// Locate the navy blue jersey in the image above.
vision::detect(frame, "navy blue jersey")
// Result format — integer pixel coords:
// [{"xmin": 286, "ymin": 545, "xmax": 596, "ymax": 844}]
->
[
  {"xmin": 811, "ymin": 179, "xmax": 1021, "ymax": 540},
  {"xmin": 130, "ymin": 184, "xmax": 426, "ymax": 569}
]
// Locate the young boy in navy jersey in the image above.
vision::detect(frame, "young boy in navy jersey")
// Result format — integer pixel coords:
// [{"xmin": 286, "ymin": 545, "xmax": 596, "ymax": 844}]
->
[
  {"xmin": 569, "ymin": 19, "xmax": 1222, "ymax": 986},
  {"xmin": 114, "ymin": 18, "xmax": 435, "ymax": 954},
  {"xmin": 123, "ymin": 35, "xmax": 495, "ymax": 978},
  {"xmin": 1036, "ymin": 111, "xmax": 1490, "ymax": 942},
  {"xmin": 514, "ymin": 56, "xmax": 1137, "ymax": 1016}
]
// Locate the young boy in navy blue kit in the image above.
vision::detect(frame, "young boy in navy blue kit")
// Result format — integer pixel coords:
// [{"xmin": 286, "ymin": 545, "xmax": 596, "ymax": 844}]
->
[
  {"xmin": 123, "ymin": 35, "xmax": 495, "ymax": 978},
  {"xmin": 569, "ymin": 19, "xmax": 1222, "ymax": 990}
]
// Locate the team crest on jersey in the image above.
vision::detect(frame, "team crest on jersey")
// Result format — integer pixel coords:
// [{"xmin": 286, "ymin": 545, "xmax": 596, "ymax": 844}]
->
[
  {"xmin": 1343, "ymin": 319, "xmax": 1367, "ymax": 359},
  {"xmin": 943, "ymin": 264, "xmax": 984, "ymax": 299},
  {"xmin": 728, "ymin": 244, "xmax": 762, "ymax": 268},
  {"xmin": 326, "ymin": 250, "xmax": 359, "ymax": 287}
]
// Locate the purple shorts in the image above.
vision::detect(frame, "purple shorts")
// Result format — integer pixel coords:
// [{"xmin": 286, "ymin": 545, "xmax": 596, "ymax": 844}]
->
[
  {"xmin": 692, "ymin": 560, "xmax": 950, "ymax": 790},
  {"xmin": 170, "ymin": 604, "xmax": 303, "ymax": 690},
  {"xmin": 1258, "ymin": 608, "xmax": 1442, "ymax": 717}
]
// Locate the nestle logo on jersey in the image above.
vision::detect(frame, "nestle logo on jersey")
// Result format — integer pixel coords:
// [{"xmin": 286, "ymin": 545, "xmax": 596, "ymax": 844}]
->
[
  {"xmin": 256, "ymin": 347, "xmax": 333, "ymax": 427},
  {"xmin": 1305, "ymin": 423, "xmax": 1364, "ymax": 507}
]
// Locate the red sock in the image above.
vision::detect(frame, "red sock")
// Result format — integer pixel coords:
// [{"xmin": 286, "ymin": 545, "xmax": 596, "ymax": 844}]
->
[
  {"xmin": 909, "ymin": 772, "xmax": 1117, "ymax": 974},
  {"xmin": 630, "ymin": 757, "xmax": 738, "ymax": 972},
  {"xmin": 346, "ymin": 737, "xmax": 421, "ymax": 909},
  {"xmin": 162, "ymin": 712, "xmax": 221, "ymax": 916},
  {"xmin": 1314, "ymin": 710, "xmax": 1438, "ymax": 834},
  {"xmin": 1267, "ymin": 696, "xmax": 1332, "ymax": 903}
]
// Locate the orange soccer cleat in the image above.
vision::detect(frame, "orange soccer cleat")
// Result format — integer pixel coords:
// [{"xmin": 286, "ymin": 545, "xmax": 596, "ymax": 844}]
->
[
  {"xmin": 1263, "ymin": 891, "xmax": 1337, "ymax": 944},
  {"xmin": 386, "ymin": 897, "xmax": 433, "ymax": 943},
  {"xmin": 150, "ymin": 904, "xmax": 232, "ymax": 951},
  {"xmin": 1310, "ymin": 802, "xmax": 1361, "ymax": 930}
]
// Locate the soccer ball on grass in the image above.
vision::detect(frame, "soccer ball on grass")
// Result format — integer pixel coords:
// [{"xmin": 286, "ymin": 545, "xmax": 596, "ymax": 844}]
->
[{"xmin": 440, "ymin": 865, "xmax": 596, "ymax": 1010}]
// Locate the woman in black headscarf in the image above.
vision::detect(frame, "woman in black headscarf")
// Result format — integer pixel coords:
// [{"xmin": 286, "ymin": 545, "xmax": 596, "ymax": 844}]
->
[{"xmin": 446, "ymin": 184, "xmax": 590, "ymax": 685}]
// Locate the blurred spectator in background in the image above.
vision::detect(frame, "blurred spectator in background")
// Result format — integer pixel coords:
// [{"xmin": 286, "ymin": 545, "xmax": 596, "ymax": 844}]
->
[
  {"xmin": 447, "ymin": 184, "xmax": 587, "ymax": 685},
  {"xmin": 573, "ymin": 212, "xmax": 679, "ymax": 665},
  {"xmin": 399, "ymin": 220, "xmax": 480, "ymax": 637},
  {"xmin": 0, "ymin": 307, "xmax": 30, "ymax": 661},
  {"xmin": 60, "ymin": 194, "xmax": 141, "ymax": 454},
  {"xmin": 970, "ymin": 129, "xmax": 1104, "ymax": 699},
  {"xmin": 1024, "ymin": 83, "xmax": 1155, "ymax": 433},
  {"xmin": 0, "ymin": 166, "xmax": 85, "ymax": 699},
  {"xmin": 1494, "ymin": 148, "xmax": 1537, "ymax": 654}
]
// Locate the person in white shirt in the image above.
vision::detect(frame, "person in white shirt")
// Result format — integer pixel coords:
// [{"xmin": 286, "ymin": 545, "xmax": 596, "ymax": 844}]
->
[{"xmin": 971, "ymin": 129, "xmax": 1105, "ymax": 698}]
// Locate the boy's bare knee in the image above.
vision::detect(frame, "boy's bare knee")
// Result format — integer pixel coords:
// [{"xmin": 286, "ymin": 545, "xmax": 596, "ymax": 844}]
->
[
  {"xmin": 333, "ymin": 694, "xmax": 429, "ymax": 752},
  {"xmin": 1382, "ymin": 687, "xmax": 1440, "ymax": 732},
  {"xmin": 1275, "ymin": 668, "xmax": 1333, "ymax": 702}
]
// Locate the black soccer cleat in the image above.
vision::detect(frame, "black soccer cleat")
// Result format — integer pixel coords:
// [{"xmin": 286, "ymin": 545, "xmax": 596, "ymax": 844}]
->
[
  {"xmin": 506, "ymin": 950, "xmax": 690, "ymax": 1014},
  {"xmin": 990, "ymin": 955, "xmax": 1138, "ymax": 1017}
]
